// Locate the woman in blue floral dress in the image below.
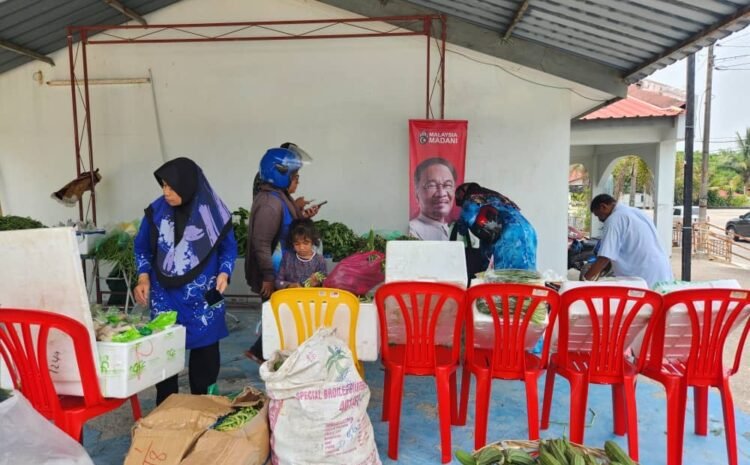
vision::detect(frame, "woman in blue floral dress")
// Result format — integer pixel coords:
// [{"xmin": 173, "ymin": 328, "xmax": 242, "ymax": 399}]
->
[{"xmin": 134, "ymin": 157, "xmax": 237, "ymax": 405}]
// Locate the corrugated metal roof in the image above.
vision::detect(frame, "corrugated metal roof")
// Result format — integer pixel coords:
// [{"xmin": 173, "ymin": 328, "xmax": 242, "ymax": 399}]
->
[
  {"xmin": 581, "ymin": 83, "xmax": 685, "ymax": 120},
  {"xmin": 0, "ymin": 0, "xmax": 183, "ymax": 74},
  {"xmin": 405, "ymin": 0, "xmax": 750, "ymax": 82}
]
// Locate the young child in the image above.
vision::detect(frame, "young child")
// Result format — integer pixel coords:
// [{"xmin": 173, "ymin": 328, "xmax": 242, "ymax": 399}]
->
[{"xmin": 275, "ymin": 219, "xmax": 327, "ymax": 289}]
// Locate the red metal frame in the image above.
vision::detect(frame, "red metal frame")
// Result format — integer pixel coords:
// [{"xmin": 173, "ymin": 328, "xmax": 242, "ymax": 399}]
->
[{"xmin": 66, "ymin": 16, "xmax": 447, "ymax": 224}]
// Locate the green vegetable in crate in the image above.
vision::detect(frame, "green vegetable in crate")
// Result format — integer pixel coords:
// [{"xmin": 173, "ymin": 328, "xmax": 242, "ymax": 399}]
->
[{"xmin": 213, "ymin": 405, "xmax": 261, "ymax": 432}]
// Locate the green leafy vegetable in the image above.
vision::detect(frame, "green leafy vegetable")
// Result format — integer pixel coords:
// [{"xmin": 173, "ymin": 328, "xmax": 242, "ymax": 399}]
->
[
  {"xmin": 214, "ymin": 405, "xmax": 261, "ymax": 432},
  {"xmin": 0, "ymin": 215, "xmax": 46, "ymax": 231}
]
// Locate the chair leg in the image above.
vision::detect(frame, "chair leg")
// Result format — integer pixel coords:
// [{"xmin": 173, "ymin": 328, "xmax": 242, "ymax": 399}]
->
[
  {"xmin": 382, "ymin": 368, "xmax": 391, "ymax": 422},
  {"xmin": 693, "ymin": 385, "xmax": 709, "ymax": 436},
  {"xmin": 664, "ymin": 380, "xmax": 688, "ymax": 465},
  {"xmin": 436, "ymin": 370, "xmax": 454, "ymax": 464},
  {"xmin": 474, "ymin": 369, "xmax": 492, "ymax": 450},
  {"xmin": 449, "ymin": 370, "xmax": 460, "ymax": 425},
  {"xmin": 129, "ymin": 394, "xmax": 142, "ymax": 420},
  {"xmin": 568, "ymin": 374, "xmax": 589, "ymax": 445},
  {"xmin": 719, "ymin": 378, "xmax": 738, "ymax": 465},
  {"xmin": 612, "ymin": 383, "xmax": 626, "ymax": 436},
  {"xmin": 387, "ymin": 367, "xmax": 405, "ymax": 461},
  {"xmin": 458, "ymin": 365, "xmax": 471, "ymax": 426},
  {"xmin": 524, "ymin": 372, "xmax": 540, "ymax": 440},
  {"xmin": 541, "ymin": 365, "xmax": 556, "ymax": 430},
  {"xmin": 623, "ymin": 377, "xmax": 639, "ymax": 462}
]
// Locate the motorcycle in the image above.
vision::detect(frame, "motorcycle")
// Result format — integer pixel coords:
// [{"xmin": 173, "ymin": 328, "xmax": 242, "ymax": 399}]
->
[{"xmin": 567, "ymin": 226, "xmax": 613, "ymax": 280}]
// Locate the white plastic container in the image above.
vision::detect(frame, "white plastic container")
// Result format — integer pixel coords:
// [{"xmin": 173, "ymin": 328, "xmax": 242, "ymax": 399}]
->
[
  {"xmin": 96, "ymin": 325, "xmax": 186, "ymax": 398},
  {"xmin": 76, "ymin": 229, "xmax": 106, "ymax": 255}
]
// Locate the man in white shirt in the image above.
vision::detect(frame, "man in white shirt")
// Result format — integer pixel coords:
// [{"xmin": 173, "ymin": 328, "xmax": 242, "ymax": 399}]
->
[
  {"xmin": 409, "ymin": 157, "xmax": 456, "ymax": 240},
  {"xmin": 583, "ymin": 194, "xmax": 673, "ymax": 287}
]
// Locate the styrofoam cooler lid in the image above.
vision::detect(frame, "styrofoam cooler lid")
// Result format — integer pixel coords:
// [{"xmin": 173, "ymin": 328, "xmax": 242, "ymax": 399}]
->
[
  {"xmin": 385, "ymin": 240, "xmax": 467, "ymax": 287},
  {"xmin": 0, "ymin": 227, "xmax": 98, "ymax": 395},
  {"xmin": 559, "ymin": 276, "xmax": 648, "ymax": 294}
]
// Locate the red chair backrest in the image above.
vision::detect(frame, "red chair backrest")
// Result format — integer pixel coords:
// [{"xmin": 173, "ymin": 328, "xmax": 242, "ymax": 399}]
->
[
  {"xmin": 557, "ymin": 286, "xmax": 662, "ymax": 379},
  {"xmin": 644, "ymin": 288, "xmax": 750, "ymax": 382},
  {"xmin": 375, "ymin": 282, "xmax": 466, "ymax": 371},
  {"xmin": 0, "ymin": 308, "xmax": 105, "ymax": 421},
  {"xmin": 466, "ymin": 283, "xmax": 560, "ymax": 373}
]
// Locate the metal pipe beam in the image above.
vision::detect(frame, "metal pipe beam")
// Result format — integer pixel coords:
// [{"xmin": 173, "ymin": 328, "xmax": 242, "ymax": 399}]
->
[
  {"xmin": 502, "ymin": 0, "xmax": 529, "ymax": 41},
  {"xmin": 103, "ymin": 0, "xmax": 147, "ymax": 26},
  {"xmin": 0, "ymin": 39, "xmax": 54, "ymax": 66}
]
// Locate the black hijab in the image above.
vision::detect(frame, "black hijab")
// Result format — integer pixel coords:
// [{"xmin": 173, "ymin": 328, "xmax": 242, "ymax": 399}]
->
[{"xmin": 154, "ymin": 157, "xmax": 199, "ymax": 245}]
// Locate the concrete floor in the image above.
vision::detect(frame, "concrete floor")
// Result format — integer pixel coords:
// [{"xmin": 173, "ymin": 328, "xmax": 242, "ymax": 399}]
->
[{"xmin": 85, "ymin": 284, "xmax": 750, "ymax": 465}]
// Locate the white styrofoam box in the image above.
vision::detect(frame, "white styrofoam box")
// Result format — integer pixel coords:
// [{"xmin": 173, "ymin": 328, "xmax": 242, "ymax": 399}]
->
[
  {"xmin": 76, "ymin": 229, "xmax": 106, "ymax": 255},
  {"xmin": 95, "ymin": 325, "xmax": 186, "ymax": 398},
  {"xmin": 469, "ymin": 277, "xmax": 549, "ymax": 350},
  {"xmin": 385, "ymin": 240, "xmax": 467, "ymax": 287},
  {"xmin": 0, "ymin": 227, "xmax": 98, "ymax": 396},
  {"xmin": 0, "ymin": 362, "xmax": 12, "ymax": 389},
  {"xmin": 655, "ymin": 280, "xmax": 746, "ymax": 361},
  {"xmin": 262, "ymin": 301, "xmax": 379, "ymax": 361},
  {"xmin": 555, "ymin": 278, "xmax": 651, "ymax": 353}
]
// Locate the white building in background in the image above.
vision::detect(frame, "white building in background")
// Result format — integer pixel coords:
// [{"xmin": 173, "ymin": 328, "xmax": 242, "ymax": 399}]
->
[{"xmin": 0, "ymin": 0, "xmax": 743, "ymax": 275}]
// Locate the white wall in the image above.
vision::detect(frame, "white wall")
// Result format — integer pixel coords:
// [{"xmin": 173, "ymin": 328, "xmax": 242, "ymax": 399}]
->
[{"xmin": 0, "ymin": 0, "xmax": 588, "ymax": 275}]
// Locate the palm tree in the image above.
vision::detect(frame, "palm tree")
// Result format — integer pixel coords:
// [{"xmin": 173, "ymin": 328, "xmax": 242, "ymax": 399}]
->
[{"xmin": 730, "ymin": 128, "xmax": 750, "ymax": 194}]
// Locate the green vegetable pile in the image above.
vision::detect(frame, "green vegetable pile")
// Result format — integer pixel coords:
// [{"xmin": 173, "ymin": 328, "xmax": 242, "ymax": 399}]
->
[
  {"xmin": 0, "ymin": 215, "xmax": 46, "ymax": 231},
  {"xmin": 93, "ymin": 223, "xmax": 139, "ymax": 286},
  {"xmin": 232, "ymin": 207, "xmax": 250, "ymax": 255},
  {"xmin": 456, "ymin": 438, "xmax": 638, "ymax": 465},
  {"xmin": 475, "ymin": 269, "xmax": 547, "ymax": 326},
  {"xmin": 213, "ymin": 405, "xmax": 261, "ymax": 432},
  {"xmin": 314, "ymin": 220, "xmax": 416, "ymax": 262},
  {"xmin": 314, "ymin": 221, "xmax": 361, "ymax": 261},
  {"xmin": 92, "ymin": 308, "xmax": 177, "ymax": 342}
]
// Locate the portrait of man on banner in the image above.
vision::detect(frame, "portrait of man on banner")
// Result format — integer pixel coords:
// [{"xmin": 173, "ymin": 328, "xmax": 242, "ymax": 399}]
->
[{"xmin": 408, "ymin": 120, "xmax": 467, "ymax": 240}]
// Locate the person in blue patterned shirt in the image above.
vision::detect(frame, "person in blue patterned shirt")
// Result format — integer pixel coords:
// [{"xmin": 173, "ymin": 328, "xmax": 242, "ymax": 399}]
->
[{"xmin": 134, "ymin": 157, "xmax": 237, "ymax": 405}]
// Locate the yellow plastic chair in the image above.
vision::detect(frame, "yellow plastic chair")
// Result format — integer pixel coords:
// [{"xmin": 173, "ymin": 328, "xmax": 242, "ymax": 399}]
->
[{"xmin": 269, "ymin": 287, "xmax": 362, "ymax": 375}]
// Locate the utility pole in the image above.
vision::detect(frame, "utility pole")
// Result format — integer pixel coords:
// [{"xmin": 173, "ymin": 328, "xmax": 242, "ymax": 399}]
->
[
  {"xmin": 682, "ymin": 54, "xmax": 696, "ymax": 281},
  {"xmin": 699, "ymin": 45, "xmax": 714, "ymax": 223}
]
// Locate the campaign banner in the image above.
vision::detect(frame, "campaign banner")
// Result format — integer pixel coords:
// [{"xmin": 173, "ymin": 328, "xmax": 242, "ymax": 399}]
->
[{"xmin": 408, "ymin": 119, "xmax": 467, "ymax": 240}]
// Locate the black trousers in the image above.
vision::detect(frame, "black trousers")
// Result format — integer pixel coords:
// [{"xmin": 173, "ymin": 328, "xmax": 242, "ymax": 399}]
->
[
  {"xmin": 155, "ymin": 341, "xmax": 220, "ymax": 405},
  {"xmin": 248, "ymin": 294, "xmax": 268, "ymax": 359}
]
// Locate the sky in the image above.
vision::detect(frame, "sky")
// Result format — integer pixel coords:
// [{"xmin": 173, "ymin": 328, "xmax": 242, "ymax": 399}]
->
[{"xmin": 648, "ymin": 28, "xmax": 750, "ymax": 153}]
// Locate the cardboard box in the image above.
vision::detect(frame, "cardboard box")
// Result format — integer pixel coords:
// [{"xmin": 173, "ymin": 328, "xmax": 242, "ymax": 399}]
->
[
  {"xmin": 97, "ymin": 325, "xmax": 186, "ymax": 398},
  {"xmin": 125, "ymin": 386, "xmax": 269, "ymax": 465}
]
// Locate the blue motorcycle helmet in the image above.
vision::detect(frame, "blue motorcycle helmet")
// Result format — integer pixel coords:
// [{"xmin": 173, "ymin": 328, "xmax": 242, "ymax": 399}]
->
[{"xmin": 258, "ymin": 144, "xmax": 312, "ymax": 189}]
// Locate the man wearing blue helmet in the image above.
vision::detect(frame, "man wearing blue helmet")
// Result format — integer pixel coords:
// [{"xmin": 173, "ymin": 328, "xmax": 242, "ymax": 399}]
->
[{"xmin": 244, "ymin": 143, "xmax": 317, "ymax": 362}]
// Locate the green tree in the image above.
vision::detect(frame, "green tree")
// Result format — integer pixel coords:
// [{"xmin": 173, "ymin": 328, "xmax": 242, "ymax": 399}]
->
[
  {"xmin": 611, "ymin": 156, "xmax": 653, "ymax": 201},
  {"xmin": 728, "ymin": 128, "xmax": 750, "ymax": 195}
]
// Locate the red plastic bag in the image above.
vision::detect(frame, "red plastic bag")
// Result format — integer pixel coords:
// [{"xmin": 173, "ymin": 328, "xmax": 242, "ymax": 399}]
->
[{"xmin": 323, "ymin": 251, "xmax": 385, "ymax": 296}]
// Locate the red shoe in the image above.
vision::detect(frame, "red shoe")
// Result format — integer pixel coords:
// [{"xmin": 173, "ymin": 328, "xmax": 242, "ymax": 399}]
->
[{"xmin": 243, "ymin": 349, "xmax": 265, "ymax": 365}]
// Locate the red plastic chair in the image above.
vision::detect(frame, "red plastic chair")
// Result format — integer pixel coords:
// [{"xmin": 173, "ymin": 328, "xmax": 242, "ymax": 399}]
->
[
  {"xmin": 0, "ymin": 308, "xmax": 142, "ymax": 442},
  {"xmin": 375, "ymin": 282, "xmax": 466, "ymax": 463},
  {"xmin": 540, "ymin": 286, "xmax": 662, "ymax": 462},
  {"xmin": 458, "ymin": 283, "xmax": 560, "ymax": 449},
  {"xmin": 641, "ymin": 288, "xmax": 750, "ymax": 465}
]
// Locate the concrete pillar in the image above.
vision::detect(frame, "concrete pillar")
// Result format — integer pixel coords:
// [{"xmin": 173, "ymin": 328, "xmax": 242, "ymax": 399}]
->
[{"xmin": 653, "ymin": 141, "xmax": 677, "ymax": 256}]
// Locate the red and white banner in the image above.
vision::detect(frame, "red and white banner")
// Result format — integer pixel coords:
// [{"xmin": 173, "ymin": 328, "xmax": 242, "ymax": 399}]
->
[{"xmin": 408, "ymin": 119, "xmax": 468, "ymax": 236}]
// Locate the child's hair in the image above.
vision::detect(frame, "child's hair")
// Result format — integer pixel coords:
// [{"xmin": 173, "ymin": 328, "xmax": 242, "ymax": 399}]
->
[{"xmin": 287, "ymin": 219, "xmax": 321, "ymax": 248}]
